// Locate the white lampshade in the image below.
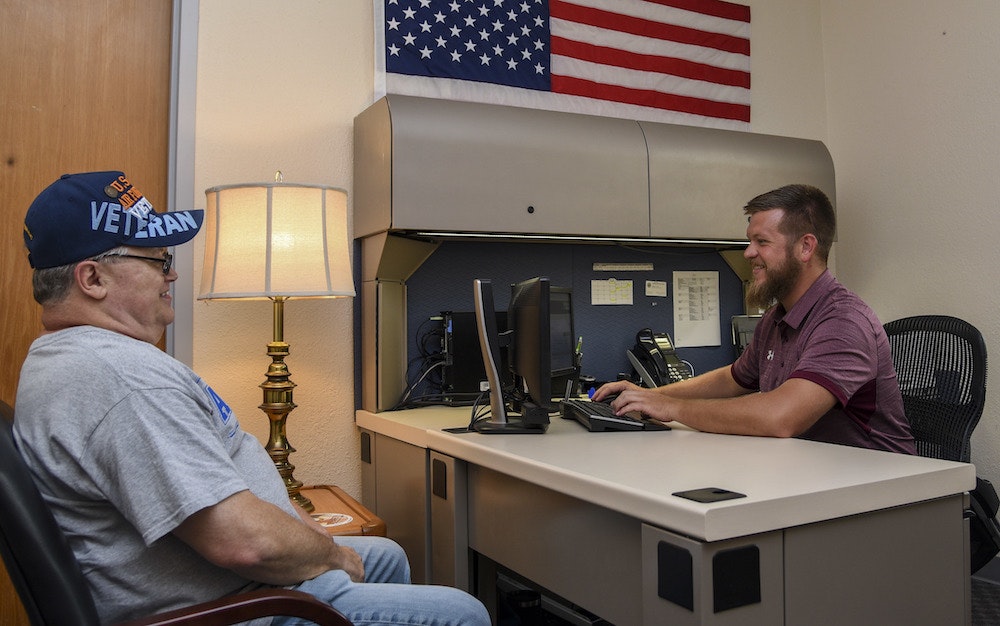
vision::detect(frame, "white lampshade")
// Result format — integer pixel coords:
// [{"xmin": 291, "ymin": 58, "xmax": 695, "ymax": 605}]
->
[{"xmin": 199, "ymin": 183, "xmax": 355, "ymax": 300}]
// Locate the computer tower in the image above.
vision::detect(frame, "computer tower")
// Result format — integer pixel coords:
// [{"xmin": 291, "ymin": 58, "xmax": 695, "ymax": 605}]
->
[{"xmin": 441, "ymin": 311, "xmax": 508, "ymax": 396}]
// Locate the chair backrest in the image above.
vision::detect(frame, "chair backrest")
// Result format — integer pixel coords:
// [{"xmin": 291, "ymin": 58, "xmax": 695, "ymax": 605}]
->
[
  {"xmin": 0, "ymin": 401, "xmax": 102, "ymax": 626},
  {"xmin": 883, "ymin": 315, "xmax": 988, "ymax": 463},
  {"xmin": 883, "ymin": 317, "xmax": 1000, "ymax": 573}
]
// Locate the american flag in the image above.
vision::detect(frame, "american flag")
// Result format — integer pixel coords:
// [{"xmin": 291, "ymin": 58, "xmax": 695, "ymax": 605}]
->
[{"xmin": 377, "ymin": 0, "xmax": 751, "ymax": 130}]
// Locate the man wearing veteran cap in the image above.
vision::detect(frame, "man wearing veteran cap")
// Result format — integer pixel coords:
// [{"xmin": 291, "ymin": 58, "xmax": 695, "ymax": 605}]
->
[{"xmin": 14, "ymin": 172, "xmax": 488, "ymax": 626}]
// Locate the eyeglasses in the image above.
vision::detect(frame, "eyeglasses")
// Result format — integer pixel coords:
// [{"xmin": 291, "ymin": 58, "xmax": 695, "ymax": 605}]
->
[{"xmin": 95, "ymin": 252, "xmax": 173, "ymax": 275}]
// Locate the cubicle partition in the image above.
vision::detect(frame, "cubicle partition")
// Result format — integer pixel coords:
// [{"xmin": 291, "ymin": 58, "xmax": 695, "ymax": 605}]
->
[{"xmin": 403, "ymin": 240, "xmax": 746, "ymax": 398}]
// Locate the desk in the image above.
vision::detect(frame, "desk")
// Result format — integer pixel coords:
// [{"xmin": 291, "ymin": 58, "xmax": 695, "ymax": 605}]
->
[{"xmin": 357, "ymin": 407, "xmax": 975, "ymax": 625}]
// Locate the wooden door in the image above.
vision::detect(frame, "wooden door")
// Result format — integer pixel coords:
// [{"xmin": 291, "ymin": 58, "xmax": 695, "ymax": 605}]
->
[{"xmin": 0, "ymin": 1, "xmax": 173, "ymax": 621}]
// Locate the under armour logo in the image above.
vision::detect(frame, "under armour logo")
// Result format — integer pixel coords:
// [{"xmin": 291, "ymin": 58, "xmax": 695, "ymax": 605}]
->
[{"xmin": 766, "ymin": 350, "xmax": 774, "ymax": 361}]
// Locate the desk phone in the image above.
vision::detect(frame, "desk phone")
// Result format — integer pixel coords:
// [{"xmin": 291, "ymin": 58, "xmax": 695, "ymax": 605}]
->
[{"xmin": 627, "ymin": 328, "xmax": 693, "ymax": 387}]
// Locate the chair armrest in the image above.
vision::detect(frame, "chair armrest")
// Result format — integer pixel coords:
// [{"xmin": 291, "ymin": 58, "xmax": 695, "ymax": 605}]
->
[{"xmin": 116, "ymin": 588, "xmax": 352, "ymax": 626}]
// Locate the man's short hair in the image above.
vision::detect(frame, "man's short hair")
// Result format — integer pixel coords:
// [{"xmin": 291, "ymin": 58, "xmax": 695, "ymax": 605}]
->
[
  {"xmin": 744, "ymin": 184, "xmax": 836, "ymax": 262},
  {"xmin": 32, "ymin": 264, "xmax": 76, "ymax": 305},
  {"xmin": 31, "ymin": 246, "xmax": 131, "ymax": 305}
]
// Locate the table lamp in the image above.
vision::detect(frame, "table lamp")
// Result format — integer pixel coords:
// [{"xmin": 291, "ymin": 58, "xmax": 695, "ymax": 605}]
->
[{"xmin": 198, "ymin": 176, "xmax": 354, "ymax": 511}]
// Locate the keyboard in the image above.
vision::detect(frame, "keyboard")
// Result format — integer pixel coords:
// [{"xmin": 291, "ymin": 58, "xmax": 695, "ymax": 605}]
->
[{"xmin": 559, "ymin": 399, "xmax": 670, "ymax": 432}]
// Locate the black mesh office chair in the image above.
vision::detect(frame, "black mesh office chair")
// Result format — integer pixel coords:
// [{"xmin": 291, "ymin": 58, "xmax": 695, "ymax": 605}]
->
[
  {"xmin": 0, "ymin": 400, "xmax": 352, "ymax": 626},
  {"xmin": 883, "ymin": 315, "xmax": 1000, "ymax": 573}
]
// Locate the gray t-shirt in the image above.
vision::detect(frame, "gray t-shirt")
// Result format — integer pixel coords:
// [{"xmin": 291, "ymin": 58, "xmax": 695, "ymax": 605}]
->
[{"xmin": 14, "ymin": 326, "xmax": 298, "ymax": 624}]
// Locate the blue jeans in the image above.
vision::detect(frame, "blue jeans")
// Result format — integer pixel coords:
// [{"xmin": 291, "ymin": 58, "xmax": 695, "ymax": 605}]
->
[{"xmin": 271, "ymin": 536, "xmax": 490, "ymax": 626}]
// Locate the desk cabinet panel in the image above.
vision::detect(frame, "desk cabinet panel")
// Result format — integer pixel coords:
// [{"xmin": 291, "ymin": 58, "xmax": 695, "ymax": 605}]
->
[
  {"xmin": 783, "ymin": 494, "xmax": 968, "ymax": 625},
  {"xmin": 466, "ymin": 466, "xmax": 642, "ymax": 625},
  {"xmin": 361, "ymin": 432, "xmax": 430, "ymax": 583},
  {"xmin": 641, "ymin": 524, "xmax": 784, "ymax": 625},
  {"xmin": 429, "ymin": 451, "xmax": 470, "ymax": 590}
]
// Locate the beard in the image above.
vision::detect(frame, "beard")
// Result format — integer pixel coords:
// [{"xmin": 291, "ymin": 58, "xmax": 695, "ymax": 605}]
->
[{"xmin": 746, "ymin": 249, "xmax": 801, "ymax": 311}]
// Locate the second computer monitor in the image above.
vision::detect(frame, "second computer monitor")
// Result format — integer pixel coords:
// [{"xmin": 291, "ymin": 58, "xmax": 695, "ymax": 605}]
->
[{"xmin": 508, "ymin": 277, "xmax": 576, "ymax": 413}]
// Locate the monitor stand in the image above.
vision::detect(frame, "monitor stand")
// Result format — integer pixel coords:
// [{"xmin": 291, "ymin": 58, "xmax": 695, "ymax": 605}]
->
[
  {"xmin": 473, "ymin": 401, "xmax": 549, "ymax": 434},
  {"xmin": 473, "ymin": 418, "xmax": 548, "ymax": 434}
]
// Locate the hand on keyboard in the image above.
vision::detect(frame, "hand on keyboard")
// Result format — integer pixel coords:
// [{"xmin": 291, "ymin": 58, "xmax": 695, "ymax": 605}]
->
[{"xmin": 560, "ymin": 399, "xmax": 669, "ymax": 432}]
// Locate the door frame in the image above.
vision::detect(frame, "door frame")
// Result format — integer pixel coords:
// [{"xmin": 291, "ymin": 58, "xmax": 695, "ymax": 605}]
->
[{"xmin": 168, "ymin": 0, "xmax": 200, "ymax": 366}]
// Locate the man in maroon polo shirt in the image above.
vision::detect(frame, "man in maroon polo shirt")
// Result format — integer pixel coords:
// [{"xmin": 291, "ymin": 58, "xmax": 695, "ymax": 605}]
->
[{"xmin": 594, "ymin": 184, "xmax": 915, "ymax": 454}]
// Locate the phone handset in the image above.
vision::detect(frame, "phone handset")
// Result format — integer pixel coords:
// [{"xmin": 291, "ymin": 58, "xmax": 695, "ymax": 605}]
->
[{"xmin": 627, "ymin": 328, "xmax": 694, "ymax": 387}]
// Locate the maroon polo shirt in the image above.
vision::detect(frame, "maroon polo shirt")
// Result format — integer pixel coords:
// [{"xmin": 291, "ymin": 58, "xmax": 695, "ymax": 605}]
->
[{"xmin": 731, "ymin": 270, "xmax": 916, "ymax": 454}]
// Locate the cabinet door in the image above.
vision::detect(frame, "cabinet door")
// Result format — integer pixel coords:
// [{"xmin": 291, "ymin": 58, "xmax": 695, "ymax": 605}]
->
[
  {"xmin": 388, "ymin": 96, "xmax": 650, "ymax": 237},
  {"xmin": 643, "ymin": 122, "xmax": 835, "ymax": 241},
  {"xmin": 371, "ymin": 434, "xmax": 430, "ymax": 583},
  {"xmin": 429, "ymin": 452, "xmax": 470, "ymax": 590}
]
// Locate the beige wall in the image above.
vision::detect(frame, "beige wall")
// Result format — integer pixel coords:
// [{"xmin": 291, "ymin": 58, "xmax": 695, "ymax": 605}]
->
[
  {"xmin": 190, "ymin": 0, "xmax": 373, "ymax": 497},
  {"xmin": 187, "ymin": 0, "xmax": 1000, "ymax": 497},
  {"xmin": 823, "ymin": 1, "xmax": 1000, "ymax": 481}
]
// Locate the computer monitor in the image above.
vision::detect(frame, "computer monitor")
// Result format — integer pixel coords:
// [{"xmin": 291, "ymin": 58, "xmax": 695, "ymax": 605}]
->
[
  {"xmin": 548, "ymin": 287, "xmax": 577, "ymax": 398},
  {"xmin": 472, "ymin": 278, "xmax": 513, "ymax": 430},
  {"xmin": 471, "ymin": 276, "xmax": 575, "ymax": 434},
  {"xmin": 731, "ymin": 314, "xmax": 762, "ymax": 357},
  {"xmin": 509, "ymin": 277, "xmax": 576, "ymax": 413}
]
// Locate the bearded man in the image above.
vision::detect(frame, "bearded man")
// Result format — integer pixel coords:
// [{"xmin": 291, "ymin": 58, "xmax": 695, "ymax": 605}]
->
[{"xmin": 594, "ymin": 184, "xmax": 915, "ymax": 454}]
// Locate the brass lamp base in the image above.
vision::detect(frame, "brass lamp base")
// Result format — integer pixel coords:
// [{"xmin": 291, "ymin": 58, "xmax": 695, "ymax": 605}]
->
[{"xmin": 260, "ymin": 296, "xmax": 313, "ymax": 512}]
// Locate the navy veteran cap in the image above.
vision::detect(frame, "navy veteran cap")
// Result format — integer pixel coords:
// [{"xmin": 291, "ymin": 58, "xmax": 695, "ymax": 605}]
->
[{"xmin": 23, "ymin": 171, "xmax": 204, "ymax": 269}]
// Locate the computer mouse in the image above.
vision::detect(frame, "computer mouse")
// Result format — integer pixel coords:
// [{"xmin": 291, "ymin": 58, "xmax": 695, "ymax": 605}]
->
[{"xmin": 587, "ymin": 384, "xmax": 622, "ymax": 402}]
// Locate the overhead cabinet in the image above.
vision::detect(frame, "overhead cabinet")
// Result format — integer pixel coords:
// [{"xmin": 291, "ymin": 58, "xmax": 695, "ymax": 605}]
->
[
  {"xmin": 354, "ymin": 95, "xmax": 835, "ymax": 243},
  {"xmin": 354, "ymin": 95, "xmax": 650, "ymax": 238}
]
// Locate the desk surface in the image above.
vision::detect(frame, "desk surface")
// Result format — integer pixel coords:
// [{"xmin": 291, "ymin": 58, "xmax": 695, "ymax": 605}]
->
[{"xmin": 357, "ymin": 407, "xmax": 975, "ymax": 541}]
